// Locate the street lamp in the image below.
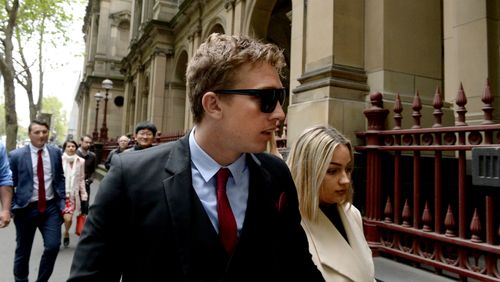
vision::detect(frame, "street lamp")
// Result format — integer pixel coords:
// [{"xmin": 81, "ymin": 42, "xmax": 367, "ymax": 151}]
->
[
  {"xmin": 99, "ymin": 78, "xmax": 113, "ymax": 142},
  {"xmin": 93, "ymin": 91, "xmax": 104, "ymax": 141}
]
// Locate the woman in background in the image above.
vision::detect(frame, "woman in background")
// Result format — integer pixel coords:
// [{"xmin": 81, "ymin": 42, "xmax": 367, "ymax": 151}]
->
[
  {"xmin": 287, "ymin": 125, "xmax": 375, "ymax": 282},
  {"xmin": 61, "ymin": 140, "xmax": 88, "ymax": 247}
]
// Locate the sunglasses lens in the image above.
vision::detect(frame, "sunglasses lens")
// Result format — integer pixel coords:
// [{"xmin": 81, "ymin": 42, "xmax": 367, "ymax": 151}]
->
[
  {"xmin": 260, "ymin": 89, "xmax": 286, "ymax": 113},
  {"xmin": 214, "ymin": 88, "xmax": 286, "ymax": 113}
]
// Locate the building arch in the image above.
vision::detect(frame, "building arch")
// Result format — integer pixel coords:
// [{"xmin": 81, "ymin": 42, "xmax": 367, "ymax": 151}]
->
[
  {"xmin": 173, "ymin": 49, "xmax": 189, "ymax": 84},
  {"xmin": 246, "ymin": 0, "xmax": 292, "ymax": 121},
  {"xmin": 202, "ymin": 20, "xmax": 226, "ymax": 39}
]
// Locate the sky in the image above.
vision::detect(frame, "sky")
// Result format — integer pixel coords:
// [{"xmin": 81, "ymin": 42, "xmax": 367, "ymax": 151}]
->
[{"xmin": 15, "ymin": 2, "xmax": 87, "ymax": 128}]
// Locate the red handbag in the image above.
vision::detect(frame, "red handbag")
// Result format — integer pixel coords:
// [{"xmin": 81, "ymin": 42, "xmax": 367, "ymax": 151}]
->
[{"xmin": 75, "ymin": 213, "xmax": 87, "ymax": 236}]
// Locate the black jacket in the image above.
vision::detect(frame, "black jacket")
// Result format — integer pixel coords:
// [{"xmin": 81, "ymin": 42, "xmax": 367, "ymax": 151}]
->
[{"xmin": 68, "ymin": 135, "xmax": 323, "ymax": 282}]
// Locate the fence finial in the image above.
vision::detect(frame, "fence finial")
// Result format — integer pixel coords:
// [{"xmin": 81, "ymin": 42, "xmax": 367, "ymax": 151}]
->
[
  {"xmin": 363, "ymin": 92, "xmax": 389, "ymax": 130},
  {"xmin": 393, "ymin": 93, "xmax": 402, "ymax": 129},
  {"xmin": 432, "ymin": 86, "xmax": 443, "ymax": 128},
  {"xmin": 455, "ymin": 83, "xmax": 468, "ymax": 126},
  {"xmin": 481, "ymin": 79, "xmax": 494, "ymax": 124},
  {"xmin": 412, "ymin": 91, "xmax": 422, "ymax": 129}
]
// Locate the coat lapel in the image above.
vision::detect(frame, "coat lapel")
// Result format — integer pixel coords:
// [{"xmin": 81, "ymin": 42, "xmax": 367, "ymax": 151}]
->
[{"xmin": 303, "ymin": 205, "xmax": 373, "ymax": 282}]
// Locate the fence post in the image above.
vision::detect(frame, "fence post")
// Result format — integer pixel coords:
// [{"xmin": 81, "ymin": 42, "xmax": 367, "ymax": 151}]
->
[{"xmin": 362, "ymin": 92, "xmax": 389, "ymax": 253}]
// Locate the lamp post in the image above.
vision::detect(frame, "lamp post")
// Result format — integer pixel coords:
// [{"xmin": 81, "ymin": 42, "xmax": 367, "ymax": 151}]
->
[
  {"xmin": 93, "ymin": 91, "xmax": 104, "ymax": 141},
  {"xmin": 99, "ymin": 78, "xmax": 113, "ymax": 142}
]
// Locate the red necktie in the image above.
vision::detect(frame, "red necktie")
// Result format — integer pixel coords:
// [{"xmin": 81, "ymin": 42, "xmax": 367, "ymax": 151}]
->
[
  {"xmin": 37, "ymin": 149, "xmax": 46, "ymax": 213},
  {"xmin": 216, "ymin": 168, "xmax": 237, "ymax": 254}
]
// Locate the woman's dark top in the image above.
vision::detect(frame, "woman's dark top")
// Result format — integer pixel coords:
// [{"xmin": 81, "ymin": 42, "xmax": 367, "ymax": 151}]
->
[{"xmin": 320, "ymin": 203, "xmax": 350, "ymax": 245}]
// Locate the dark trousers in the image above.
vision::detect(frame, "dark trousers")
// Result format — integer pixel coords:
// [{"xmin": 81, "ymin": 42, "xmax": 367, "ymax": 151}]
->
[
  {"xmin": 85, "ymin": 180, "xmax": 92, "ymax": 200},
  {"xmin": 13, "ymin": 200, "xmax": 63, "ymax": 282}
]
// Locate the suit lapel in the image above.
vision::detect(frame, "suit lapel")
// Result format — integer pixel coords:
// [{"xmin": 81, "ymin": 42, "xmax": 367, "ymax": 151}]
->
[
  {"xmin": 23, "ymin": 146, "xmax": 34, "ymax": 180},
  {"xmin": 239, "ymin": 154, "xmax": 276, "ymax": 240},
  {"xmin": 162, "ymin": 136, "xmax": 225, "ymax": 280}
]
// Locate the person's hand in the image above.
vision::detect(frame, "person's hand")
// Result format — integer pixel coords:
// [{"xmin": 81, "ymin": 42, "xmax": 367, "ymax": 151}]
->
[
  {"xmin": 81, "ymin": 201, "xmax": 89, "ymax": 215},
  {"xmin": 0, "ymin": 210, "xmax": 11, "ymax": 228}
]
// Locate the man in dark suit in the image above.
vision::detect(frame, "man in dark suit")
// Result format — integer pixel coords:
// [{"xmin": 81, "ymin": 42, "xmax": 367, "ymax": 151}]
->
[
  {"xmin": 76, "ymin": 134, "xmax": 96, "ymax": 200},
  {"xmin": 68, "ymin": 33, "xmax": 324, "ymax": 282},
  {"xmin": 9, "ymin": 120, "xmax": 65, "ymax": 282}
]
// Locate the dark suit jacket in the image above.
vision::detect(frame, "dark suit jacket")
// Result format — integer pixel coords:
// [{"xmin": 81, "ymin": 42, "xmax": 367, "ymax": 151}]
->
[
  {"xmin": 8, "ymin": 145, "xmax": 65, "ymax": 211},
  {"xmin": 68, "ymin": 135, "xmax": 323, "ymax": 282}
]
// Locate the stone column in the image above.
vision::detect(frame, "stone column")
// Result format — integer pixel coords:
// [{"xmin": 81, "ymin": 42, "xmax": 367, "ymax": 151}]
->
[
  {"xmin": 443, "ymin": 0, "xmax": 499, "ymax": 124},
  {"xmin": 149, "ymin": 48, "xmax": 169, "ymax": 131},
  {"xmin": 365, "ymin": 0, "xmax": 443, "ymax": 129},
  {"xmin": 288, "ymin": 0, "xmax": 366, "ymax": 145}
]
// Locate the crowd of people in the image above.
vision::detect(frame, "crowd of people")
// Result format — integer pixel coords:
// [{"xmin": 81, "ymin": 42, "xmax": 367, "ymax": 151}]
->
[{"xmin": 0, "ymin": 33, "xmax": 374, "ymax": 282}]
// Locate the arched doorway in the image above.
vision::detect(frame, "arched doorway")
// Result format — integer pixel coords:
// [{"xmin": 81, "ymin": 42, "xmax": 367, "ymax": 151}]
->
[{"xmin": 248, "ymin": 0, "xmax": 292, "ymax": 133}]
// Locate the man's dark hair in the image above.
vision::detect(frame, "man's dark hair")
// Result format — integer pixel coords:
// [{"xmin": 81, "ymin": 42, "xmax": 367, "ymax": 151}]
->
[
  {"xmin": 80, "ymin": 134, "xmax": 93, "ymax": 141},
  {"xmin": 135, "ymin": 121, "xmax": 157, "ymax": 136},
  {"xmin": 29, "ymin": 120, "xmax": 49, "ymax": 133}
]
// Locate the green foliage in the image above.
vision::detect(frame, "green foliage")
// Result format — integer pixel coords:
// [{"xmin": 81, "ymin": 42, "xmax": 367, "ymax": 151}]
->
[
  {"xmin": 17, "ymin": 0, "xmax": 73, "ymax": 40},
  {"xmin": 0, "ymin": 0, "xmax": 82, "ymax": 150},
  {"xmin": 0, "ymin": 0, "xmax": 73, "ymax": 44},
  {"xmin": 42, "ymin": 96, "xmax": 67, "ymax": 145}
]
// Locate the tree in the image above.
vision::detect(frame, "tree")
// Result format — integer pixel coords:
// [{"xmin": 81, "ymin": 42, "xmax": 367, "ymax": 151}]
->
[
  {"xmin": 0, "ymin": 0, "xmax": 20, "ymax": 151},
  {"xmin": 42, "ymin": 96, "xmax": 67, "ymax": 145},
  {"xmin": 14, "ymin": 0, "xmax": 73, "ymax": 121},
  {"xmin": 0, "ymin": 0, "xmax": 75, "ymax": 151}
]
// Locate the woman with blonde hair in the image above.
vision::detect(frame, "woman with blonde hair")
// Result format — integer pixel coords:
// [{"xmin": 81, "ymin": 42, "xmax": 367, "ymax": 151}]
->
[
  {"xmin": 61, "ymin": 140, "xmax": 88, "ymax": 247},
  {"xmin": 287, "ymin": 125, "xmax": 375, "ymax": 282}
]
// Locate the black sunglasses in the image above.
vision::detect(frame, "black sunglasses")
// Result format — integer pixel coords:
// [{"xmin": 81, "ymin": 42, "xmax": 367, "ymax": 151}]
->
[{"xmin": 213, "ymin": 88, "xmax": 287, "ymax": 113}]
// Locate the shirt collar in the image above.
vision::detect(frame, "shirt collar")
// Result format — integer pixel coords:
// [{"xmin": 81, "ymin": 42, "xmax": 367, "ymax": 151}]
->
[
  {"xmin": 189, "ymin": 128, "xmax": 247, "ymax": 184},
  {"xmin": 29, "ymin": 143, "xmax": 46, "ymax": 153}
]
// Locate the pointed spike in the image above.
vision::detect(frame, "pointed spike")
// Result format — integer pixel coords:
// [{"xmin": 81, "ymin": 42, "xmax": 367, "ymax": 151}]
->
[
  {"xmin": 470, "ymin": 208, "xmax": 482, "ymax": 243},
  {"xmin": 393, "ymin": 93, "xmax": 403, "ymax": 130},
  {"xmin": 455, "ymin": 83, "xmax": 468, "ymax": 126},
  {"xmin": 433, "ymin": 86, "xmax": 443, "ymax": 128}
]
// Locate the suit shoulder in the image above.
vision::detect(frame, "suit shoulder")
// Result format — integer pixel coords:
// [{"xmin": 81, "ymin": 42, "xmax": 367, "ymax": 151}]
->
[
  {"xmin": 9, "ymin": 146, "xmax": 26, "ymax": 157},
  {"xmin": 119, "ymin": 141, "xmax": 178, "ymax": 162},
  {"xmin": 253, "ymin": 152, "xmax": 288, "ymax": 171}
]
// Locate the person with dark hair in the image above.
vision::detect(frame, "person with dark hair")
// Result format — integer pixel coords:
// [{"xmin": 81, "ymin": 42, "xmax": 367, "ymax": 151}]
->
[
  {"xmin": 76, "ymin": 135, "xmax": 96, "ymax": 201},
  {"xmin": 104, "ymin": 135, "xmax": 130, "ymax": 170},
  {"xmin": 8, "ymin": 119, "xmax": 65, "ymax": 282},
  {"xmin": 125, "ymin": 121, "xmax": 157, "ymax": 151},
  {"xmin": 68, "ymin": 33, "xmax": 323, "ymax": 282},
  {"xmin": 61, "ymin": 140, "xmax": 88, "ymax": 247}
]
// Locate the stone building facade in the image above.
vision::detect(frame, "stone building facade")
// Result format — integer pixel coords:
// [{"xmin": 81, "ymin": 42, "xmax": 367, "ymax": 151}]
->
[
  {"xmin": 75, "ymin": 0, "xmax": 499, "ymax": 146},
  {"xmin": 75, "ymin": 0, "xmax": 132, "ymax": 141}
]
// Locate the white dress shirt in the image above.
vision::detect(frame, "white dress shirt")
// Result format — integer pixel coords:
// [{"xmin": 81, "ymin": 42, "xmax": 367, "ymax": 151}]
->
[{"xmin": 189, "ymin": 129, "xmax": 249, "ymax": 236}]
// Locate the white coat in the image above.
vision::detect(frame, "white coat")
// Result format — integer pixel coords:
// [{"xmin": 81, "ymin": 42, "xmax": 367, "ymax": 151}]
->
[{"xmin": 302, "ymin": 203, "xmax": 375, "ymax": 282}]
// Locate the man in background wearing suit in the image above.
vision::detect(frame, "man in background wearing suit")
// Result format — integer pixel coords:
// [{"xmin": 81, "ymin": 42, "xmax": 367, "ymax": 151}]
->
[
  {"xmin": 68, "ymin": 33, "xmax": 323, "ymax": 281},
  {"xmin": 9, "ymin": 120, "xmax": 65, "ymax": 282},
  {"xmin": 76, "ymin": 135, "xmax": 96, "ymax": 206}
]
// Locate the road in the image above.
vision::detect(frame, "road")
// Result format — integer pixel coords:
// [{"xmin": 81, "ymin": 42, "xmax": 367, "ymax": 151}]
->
[{"xmin": 0, "ymin": 180, "xmax": 100, "ymax": 282}]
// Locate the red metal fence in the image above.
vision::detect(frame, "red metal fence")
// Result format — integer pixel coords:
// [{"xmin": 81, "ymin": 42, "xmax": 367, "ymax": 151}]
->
[
  {"xmin": 97, "ymin": 81, "xmax": 499, "ymax": 280},
  {"xmin": 355, "ymin": 81, "xmax": 500, "ymax": 281}
]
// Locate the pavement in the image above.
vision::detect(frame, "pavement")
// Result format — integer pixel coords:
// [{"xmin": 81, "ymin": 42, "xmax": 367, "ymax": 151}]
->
[{"xmin": 0, "ymin": 180, "xmax": 100, "ymax": 282}]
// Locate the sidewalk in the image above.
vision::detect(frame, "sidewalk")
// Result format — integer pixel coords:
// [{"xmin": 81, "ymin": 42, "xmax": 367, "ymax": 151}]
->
[
  {"xmin": 0, "ymin": 180, "xmax": 102, "ymax": 282},
  {"xmin": 374, "ymin": 256, "xmax": 457, "ymax": 282}
]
